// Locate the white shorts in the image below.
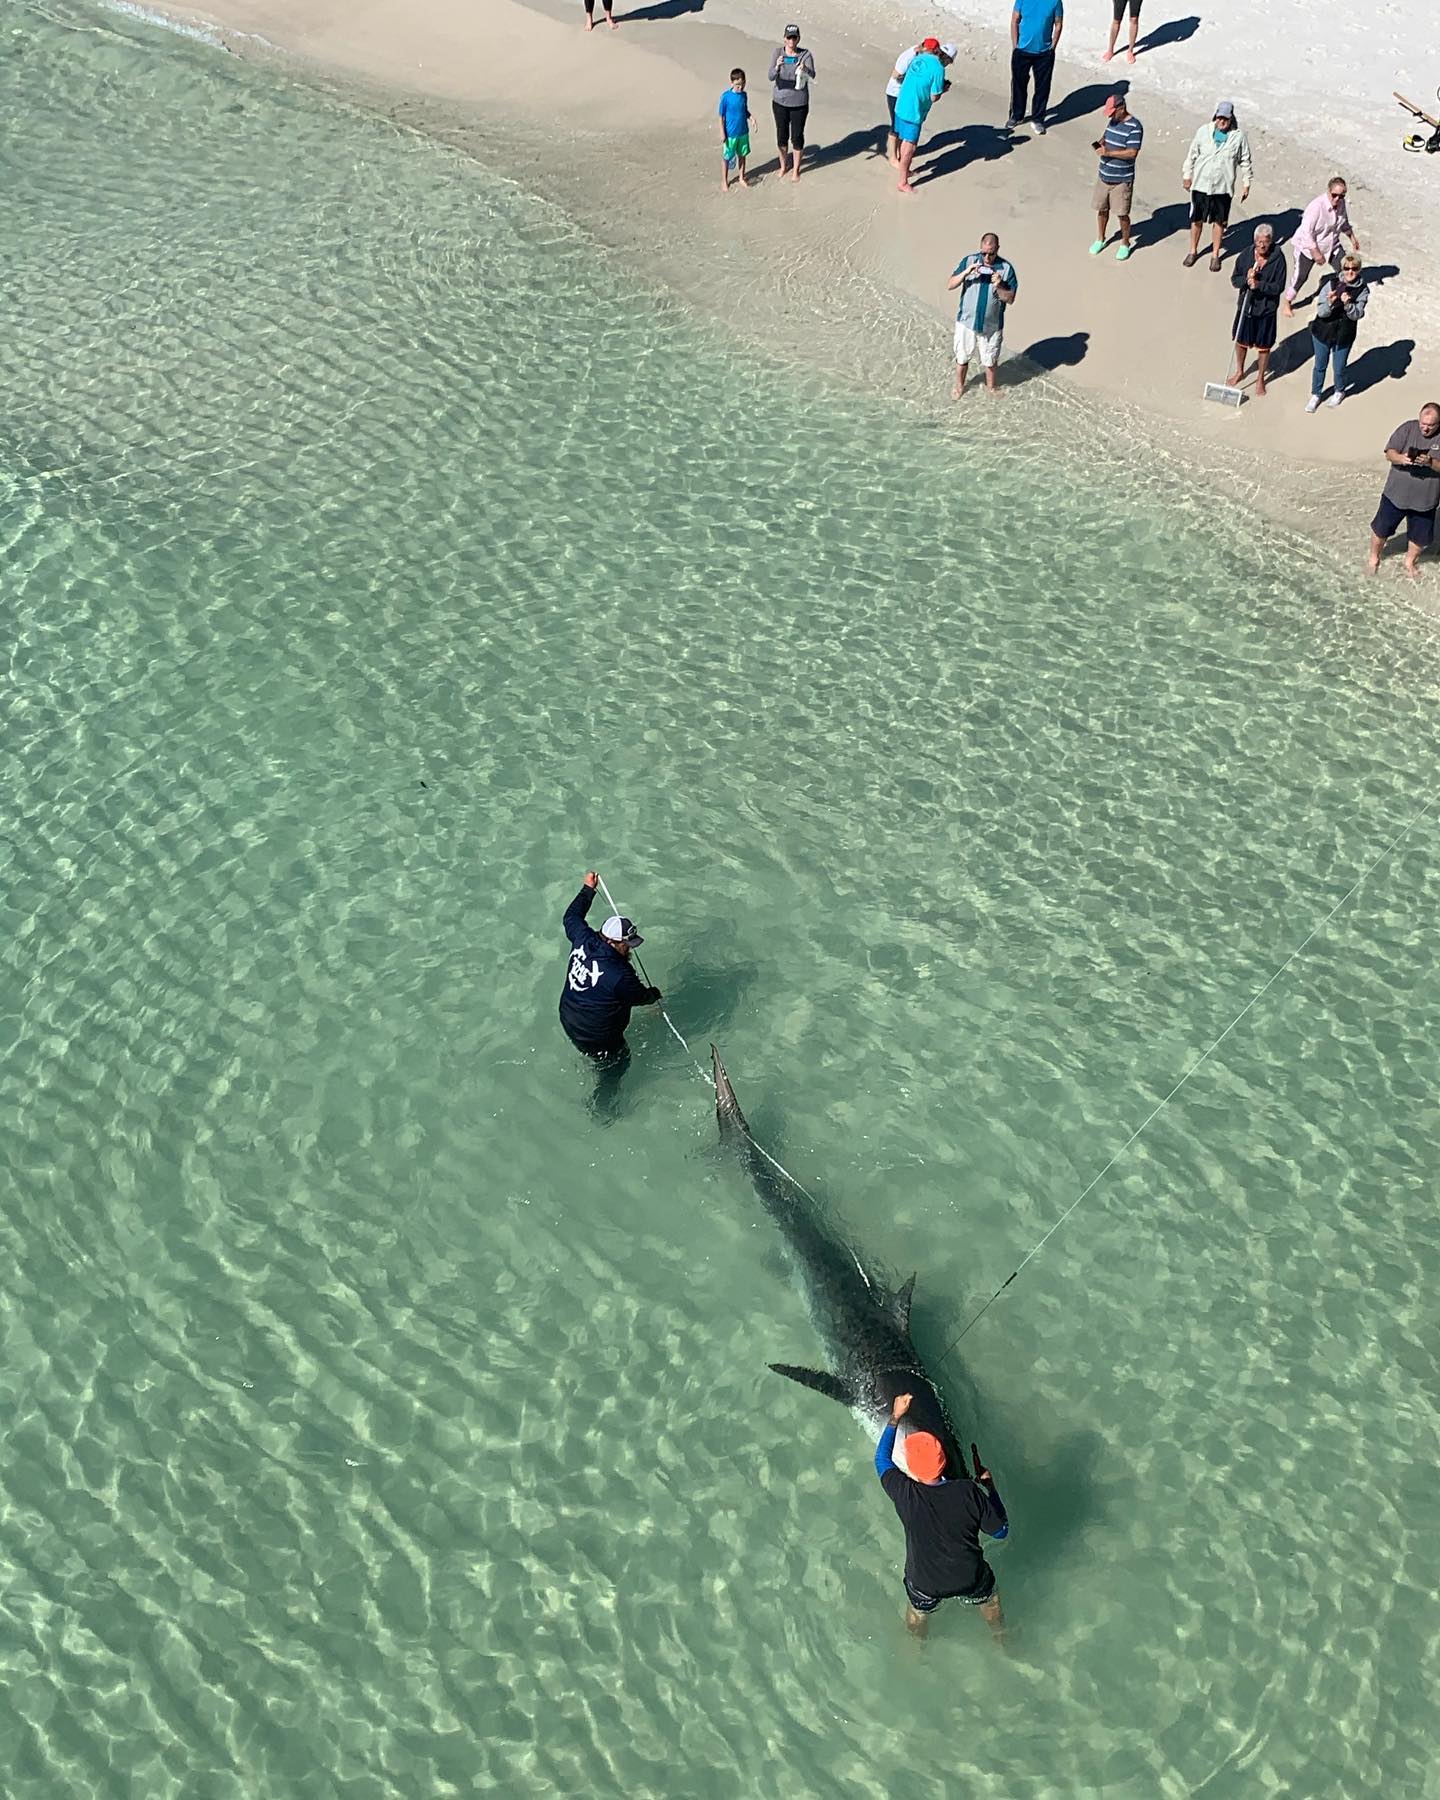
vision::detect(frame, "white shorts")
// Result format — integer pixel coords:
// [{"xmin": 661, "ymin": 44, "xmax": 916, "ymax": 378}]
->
[{"xmin": 954, "ymin": 322, "xmax": 1003, "ymax": 369}]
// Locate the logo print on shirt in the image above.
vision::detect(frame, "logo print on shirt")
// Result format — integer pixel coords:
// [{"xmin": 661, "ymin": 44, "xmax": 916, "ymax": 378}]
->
[{"xmin": 567, "ymin": 948, "xmax": 602, "ymax": 992}]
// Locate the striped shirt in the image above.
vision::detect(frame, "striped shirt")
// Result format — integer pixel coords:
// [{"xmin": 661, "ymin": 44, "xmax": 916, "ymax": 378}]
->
[
  {"xmin": 1098, "ymin": 113, "xmax": 1143, "ymax": 184},
  {"xmin": 953, "ymin": 254, "xmax": 1018, "ymax": 333}
]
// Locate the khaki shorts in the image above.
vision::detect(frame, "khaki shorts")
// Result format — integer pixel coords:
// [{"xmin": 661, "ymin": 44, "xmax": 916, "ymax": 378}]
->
[{"xmin": 1093, "ymin": 176, "xmax": 1133, "ymax": 217}]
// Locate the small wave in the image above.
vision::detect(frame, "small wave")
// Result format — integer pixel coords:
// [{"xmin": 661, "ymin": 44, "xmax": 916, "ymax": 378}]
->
[{"xmin": 94, "ymin": 0, "xmax": 230, "ymax": 49}]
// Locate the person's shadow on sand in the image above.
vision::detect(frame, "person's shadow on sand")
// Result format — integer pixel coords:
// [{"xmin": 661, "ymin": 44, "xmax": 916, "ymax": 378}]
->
[
  {"xmin": 1007, "ymin": 332, "xmax": 1090, "ymax": 385},
  {"xmin": 1133, "ymin": 13, "xmax": 1201, "ymax": 55},
  {"xmin": 1048, "ymin": 78, "xmax": 1127, "ymax": 128},
  {"xmin": 916, "ymin": 123, "xmax": 1019, "ymax": 185},
  {"xmin": 616, "ymin": 0, "xmax": 703, "ymax": 19}
]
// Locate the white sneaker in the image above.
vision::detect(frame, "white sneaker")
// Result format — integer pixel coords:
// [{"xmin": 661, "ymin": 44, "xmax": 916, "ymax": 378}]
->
[
  {"xmin": 1327, "ymin": 391, "xmax": 1345, "ymax": 407},
  {"xmin": 1305, "ymin": 395, "xmax": 1320, "ymax": 413}
]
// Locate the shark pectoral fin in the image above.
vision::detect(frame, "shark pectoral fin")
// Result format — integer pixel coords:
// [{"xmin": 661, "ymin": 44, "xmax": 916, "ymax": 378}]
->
[
  {"xmin": 769, "ymin": 1364, "xmax": 857, "ymax": 1406},
  {"xmin": 890, "ymin": 1274, "xmax": 917, "ymax": 1335}
]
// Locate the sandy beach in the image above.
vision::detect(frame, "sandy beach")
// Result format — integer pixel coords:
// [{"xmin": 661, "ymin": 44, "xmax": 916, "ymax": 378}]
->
[{"xmin": 143, "ymin": 0, "xmax": 1439, "ymax": 552}]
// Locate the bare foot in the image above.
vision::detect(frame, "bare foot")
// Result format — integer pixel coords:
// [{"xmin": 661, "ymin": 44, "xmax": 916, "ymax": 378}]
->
[
  {"xmin": 1404, "ymin": 563, "xmax": 1421, "ymax": 581},
  {"xmin": 586, "ymin": 15, "xmax": 594, "ymax": 28},
  {"xmin": 1102, "ymin": 48, "xmax": 1113, "ymax": 60},
  {"xmin": 951, "ymin": 381, "xmax": 965, "ymax": 400},
  {"xmin": 791, "ymin": 171, "xmax": 801, "ymax": 183},
  {"xmin": 1283, "ymin": 302, "xmax": 1295, "ymax": 318},
  {"xmin": 608, "ymin": 14, "xmax": 619, "ymax": 27},
  {"xmin": 1255, "ymin": 379, "xmax": 1268, "ymax": 397},
  {"xmin": 1126, "ymin": 48, "xmax": 1135, "ymax": 62},
  {"xmin": 897, "ymin": 181, "xmax": 916, "ymax": 194},
  {"xmin": 738, "ymin": 176, "xmax": 750, "ymax": 188}
]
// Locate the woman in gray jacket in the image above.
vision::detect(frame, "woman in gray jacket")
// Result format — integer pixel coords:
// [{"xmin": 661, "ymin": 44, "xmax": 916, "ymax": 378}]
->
[
  {"xmin": 1181, "ymin": 100, "xmax": 1254, "ymax": 270},
  {"xmin": 1306, "ymin": 254, "xmax": 1369, "ymax": 411}
]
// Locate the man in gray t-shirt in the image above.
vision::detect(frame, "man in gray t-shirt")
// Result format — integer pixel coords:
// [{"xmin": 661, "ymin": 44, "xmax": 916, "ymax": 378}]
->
[{"xmin": 1370, "ymin": 403, "xmax": 1440, "ymax": 577}]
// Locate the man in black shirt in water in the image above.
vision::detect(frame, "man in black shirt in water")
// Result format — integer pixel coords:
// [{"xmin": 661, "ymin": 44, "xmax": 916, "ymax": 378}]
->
[
  {"xmin": 875, "ymin": 1392, "xmax": 1009, "ymax": 1636},
  {"xmin": 558, "ymin": 872, "xmax": 662, "ymax": 1111}
]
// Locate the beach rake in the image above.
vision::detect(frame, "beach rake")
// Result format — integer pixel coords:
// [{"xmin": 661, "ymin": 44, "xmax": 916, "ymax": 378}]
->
[{"xmin": 1202, "ymin": 291, "xmax": 1250, "ymax": 407}]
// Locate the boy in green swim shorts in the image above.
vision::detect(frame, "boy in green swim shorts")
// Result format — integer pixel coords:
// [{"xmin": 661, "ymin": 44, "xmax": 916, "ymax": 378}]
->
[{"xmin": 718, "ymin": 69, "xmax": 753, "ymax": 192}]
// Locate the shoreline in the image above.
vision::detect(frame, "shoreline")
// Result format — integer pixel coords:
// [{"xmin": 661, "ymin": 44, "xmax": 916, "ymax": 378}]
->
[{"xmin": 116, "ymin": 0, "xmax": 1439, "ymax": 571}]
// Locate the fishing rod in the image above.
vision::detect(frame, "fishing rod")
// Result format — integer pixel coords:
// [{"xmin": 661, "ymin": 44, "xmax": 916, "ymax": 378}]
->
[{"xmin": 594, "ymin": 871, "xmax": 707, "ymax": 1075}]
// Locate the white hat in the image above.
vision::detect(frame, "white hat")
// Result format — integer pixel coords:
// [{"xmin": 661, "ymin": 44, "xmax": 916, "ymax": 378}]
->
[
  {"xmin": 601, "ymin": 914, "xmax": 644, "ymax": 946},
  {"xmin": 939, "ymin": 41, "xmax": 959, "ymax": 57}
]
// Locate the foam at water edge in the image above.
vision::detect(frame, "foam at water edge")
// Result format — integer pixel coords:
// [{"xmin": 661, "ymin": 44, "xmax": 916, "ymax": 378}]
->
[{"xmin": 95, "ymin": 0, "xmax": 278, "ymax": 52}]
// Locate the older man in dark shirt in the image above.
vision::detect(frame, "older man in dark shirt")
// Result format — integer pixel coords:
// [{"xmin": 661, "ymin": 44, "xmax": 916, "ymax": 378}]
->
[
  {"xmin": 875, "ymin": 1392, "xmax": 1009, "ymax": 1636},
  {"xmin": 1370, "ymin": 404, "xmax": 1440, "ymax": 578}
]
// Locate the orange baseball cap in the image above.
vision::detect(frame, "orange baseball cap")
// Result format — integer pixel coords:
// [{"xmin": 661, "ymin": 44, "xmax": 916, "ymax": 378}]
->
[{"xmin": 905, "ymin": 1432, "xmax": 947, "ymax": 1482}]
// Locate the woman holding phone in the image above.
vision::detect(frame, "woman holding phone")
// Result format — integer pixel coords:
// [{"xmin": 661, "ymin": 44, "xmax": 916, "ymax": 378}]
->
[{"xmin": 1306, "ymin": 254, "xmax": 1369, "ymax": 411}]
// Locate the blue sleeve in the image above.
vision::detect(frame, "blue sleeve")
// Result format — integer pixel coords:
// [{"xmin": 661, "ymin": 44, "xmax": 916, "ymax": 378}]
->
[
  {"xmin": 563, "ymin": 885, "xmax": 602, "ymax": 950},
  {"xmin": 875, "ymin": 1423, "xmax": 898, "ymax": 1478},
  {"xmin": 979, "ymin": 1478, "xmax": 1009, "ymax": 1539}
]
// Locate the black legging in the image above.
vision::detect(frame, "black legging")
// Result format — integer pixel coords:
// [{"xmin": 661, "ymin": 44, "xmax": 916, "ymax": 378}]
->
[
  {"xmin": 583, "ymin": 0, "xmax": 613, "ymax": 16},
  {"xmin": 773, "ymin": 102, "xmax": 808, "ymax": 152}
]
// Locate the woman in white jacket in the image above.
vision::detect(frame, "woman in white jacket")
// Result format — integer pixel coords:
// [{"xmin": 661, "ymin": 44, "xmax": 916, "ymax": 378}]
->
[{"xmin": 1180, "ymin": 100, "xmax": 1255, "ymax": 270}]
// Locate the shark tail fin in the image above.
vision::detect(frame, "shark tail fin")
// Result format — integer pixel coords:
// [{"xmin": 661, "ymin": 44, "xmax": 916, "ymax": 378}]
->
[{"xmin": 769, "ymin": 1364, "xmax": 857, "ymax": 1406}]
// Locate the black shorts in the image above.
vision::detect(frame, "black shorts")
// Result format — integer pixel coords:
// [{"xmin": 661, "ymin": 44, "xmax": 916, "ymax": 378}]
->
[
  {"xmin": 1372, "ymin": 495, "xmax": 1437, "ymax": 548},
  {"xmin": 773, "ymin": 101, "xmax": 808, "ymax": 150},
  {"xmin": 1190, "ymin": 190, "xmax": 1232, "ymax": 226},
  {"xmin": 886, "ymin": 94, "xmax": 898, "ymax": 128},
  {"xmin": 903, "ymin": 1566, "xmax": 996, "ymax": 1613},
  {"xmin": 1112, "ymin": 0, "xmax": 1141, "ymax": 16}
]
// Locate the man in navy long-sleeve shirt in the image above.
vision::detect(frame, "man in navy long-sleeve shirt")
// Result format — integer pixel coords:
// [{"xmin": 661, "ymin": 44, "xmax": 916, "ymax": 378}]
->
[
  {"xmin": 875, "ymin": 1392, "xmax": 1009, "ymax": 1637},
  {"xmin": 558, "ymin": 873, "xmax": 661, "ymax": 1095}
]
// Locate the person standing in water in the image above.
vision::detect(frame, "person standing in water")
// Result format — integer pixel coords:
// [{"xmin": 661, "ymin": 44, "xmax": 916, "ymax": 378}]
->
[
  {"xmin": 559, "ymin": 872, "xmax": 661, "ymax": 1109},
  {"xmin": 876, "ymin": 1394, "xmax": 1009, "ymax": 1637}
]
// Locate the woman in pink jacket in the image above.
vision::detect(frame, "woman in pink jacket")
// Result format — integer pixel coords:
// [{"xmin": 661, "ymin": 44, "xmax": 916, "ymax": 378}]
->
[{"xmin": 1284, "ymin": 177, "xmax": 1361, "ymax": 315}]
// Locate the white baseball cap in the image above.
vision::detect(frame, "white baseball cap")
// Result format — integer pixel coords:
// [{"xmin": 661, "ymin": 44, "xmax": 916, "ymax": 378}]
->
[{"xmin": 601, "ymin": 914, "xmax": 644, "ymax": 946}]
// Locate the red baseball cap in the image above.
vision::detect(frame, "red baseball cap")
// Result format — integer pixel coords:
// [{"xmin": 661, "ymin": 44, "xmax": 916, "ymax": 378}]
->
[
  {"xmin": 921, "ymin": 36, "xmax": 941, "ymax": 51},
  {"xmin": 905, "ymin": 1432, "xmax": 947, "ymax": 1482}
]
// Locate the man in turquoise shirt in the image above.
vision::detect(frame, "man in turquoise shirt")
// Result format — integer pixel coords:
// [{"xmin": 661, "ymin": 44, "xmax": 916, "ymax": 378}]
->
[
  {"xmin": 894, "ymin": 38, "xmax": 955, "ymax": 193},
  {"xmin": 1008, "ymin": 0, "xmax": 1063, "ymax": 134}
]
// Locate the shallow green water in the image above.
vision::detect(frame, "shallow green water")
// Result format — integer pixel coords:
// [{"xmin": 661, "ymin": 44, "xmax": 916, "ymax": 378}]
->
[{"xmin": 4, "ymin": 6, "xmax": 1440, "ymax": 1795}]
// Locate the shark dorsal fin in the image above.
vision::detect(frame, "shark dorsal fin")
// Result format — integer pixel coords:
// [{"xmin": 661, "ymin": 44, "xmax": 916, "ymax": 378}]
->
[
  {"xmin": 890, "ymin": 1274, "xmax": 917, "ymax": 1334},
  {"xmin": 769, "ymin": 1364, "xmax": 857, "ymax": 1406}
]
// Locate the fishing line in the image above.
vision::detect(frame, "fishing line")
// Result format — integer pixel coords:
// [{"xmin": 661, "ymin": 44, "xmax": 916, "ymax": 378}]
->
[
  {"xmin": 933, "ymin": 787, "xmax": 1438, "ymax": 1366},
  {"xmin": 595, "ymin": 873, "xmax": 709, "ymax": 1078},
  {"xmin": 593, "ymin": 871, "xmax": 867, "ymax": 1279}
]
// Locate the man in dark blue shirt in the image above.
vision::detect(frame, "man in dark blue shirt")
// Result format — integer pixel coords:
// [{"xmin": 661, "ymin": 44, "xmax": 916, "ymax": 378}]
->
[
  {"xmin": 559, "ymin": 874, "xmax": 661, "ymax": 1103},
  {"xmin": 876, "ymin": 1392, "xmax": 1009, "ymax": 1637}
]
